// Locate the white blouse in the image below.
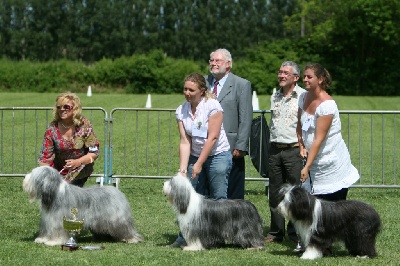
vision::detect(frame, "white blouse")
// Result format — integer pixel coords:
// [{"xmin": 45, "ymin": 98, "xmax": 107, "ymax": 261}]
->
[
  {"xmin": 299, "ymin": 92, "xmax": 360, "ymax": 195},
  {"xmin": 175, "ymin": 97, "xmax": 230, "ymax": 157}
]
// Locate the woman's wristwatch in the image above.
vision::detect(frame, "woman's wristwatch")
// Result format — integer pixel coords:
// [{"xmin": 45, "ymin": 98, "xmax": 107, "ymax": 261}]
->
[{"xmin": 178, "ymin": 169, "xmax": 187, "ymax": 174}]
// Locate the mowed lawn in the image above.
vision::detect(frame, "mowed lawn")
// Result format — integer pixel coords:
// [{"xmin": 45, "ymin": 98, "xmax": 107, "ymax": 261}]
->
[
  {"xmin": 1, "ymin": 92, "xmax": 399, "ymax": 266},
  {"xmin": 1, "ymin": 92, "xmax": 399, "ymax": 111}
]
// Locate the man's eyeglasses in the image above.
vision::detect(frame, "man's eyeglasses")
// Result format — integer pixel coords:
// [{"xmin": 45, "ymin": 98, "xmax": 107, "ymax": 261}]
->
[
  {"xmin": 209, "ymin": 59, "xmax": 226, "ymax": 64},
  {"xmin": 56, "ymin": 104, "xmax": 73, "ymax": 111},
  {"xmin": 277, "ymin": 71, "xmax": 298, "ymax": 76}
]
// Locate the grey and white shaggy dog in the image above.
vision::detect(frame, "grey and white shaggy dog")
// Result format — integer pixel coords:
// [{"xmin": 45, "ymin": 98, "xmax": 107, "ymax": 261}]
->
[
  {"xmin": 163, "ymin": 173, "xmax": 265, "ymax": 251},
  {"xmin": 277, "ymin": 184, "xmax": 381, "ymax": 260},
  {"xmin": 23, "ymin": 166, "xmax": 143, "ymax": 246}
]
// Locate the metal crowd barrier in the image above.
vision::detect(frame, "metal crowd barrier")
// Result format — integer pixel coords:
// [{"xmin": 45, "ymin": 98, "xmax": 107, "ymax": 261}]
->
[
  {"xmin": 0, "ymin": 107, "xmax": 399, "ymax": 188},
  {"xmin": 0, "ymin": 107, "xmax": 108, "ymax": 182}
]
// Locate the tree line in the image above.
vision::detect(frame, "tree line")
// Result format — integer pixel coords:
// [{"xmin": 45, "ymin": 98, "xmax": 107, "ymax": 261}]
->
[{"xmin": 0, "ymin": 0, "xmax": 399, "ymax": 96}]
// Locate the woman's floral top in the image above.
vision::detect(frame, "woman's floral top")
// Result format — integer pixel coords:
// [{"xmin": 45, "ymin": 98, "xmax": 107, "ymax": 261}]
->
[{"xmin": 38, "ymin": 117, "xmax": 100, "ymax": 182}]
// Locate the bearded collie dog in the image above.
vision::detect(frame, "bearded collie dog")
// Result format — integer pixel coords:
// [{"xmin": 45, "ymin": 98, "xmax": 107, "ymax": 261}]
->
[
  {"xmin": 163, "ymin": 173, "xmax": 264, "ymax": 251},
  {"xmin": 23, "ymin": 166, "xmax": 143, "ymax": 246},
  {"xmin": 276, "ymin": 184, "xmax": 381, "ymax": 260}
]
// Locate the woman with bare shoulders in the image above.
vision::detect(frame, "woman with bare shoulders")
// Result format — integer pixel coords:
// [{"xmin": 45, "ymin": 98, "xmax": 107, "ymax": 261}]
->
[{"xmin": 296, "ymin": 63, "xmax": 359, "ymax": 201}]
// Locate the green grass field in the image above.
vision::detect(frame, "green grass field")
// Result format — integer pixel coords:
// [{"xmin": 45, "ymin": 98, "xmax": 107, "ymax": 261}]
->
[
  {"xmin": 1, "ymin": 92, "xmax": 399, "ymax": 111},
  {"xmin": 1, "ymin": 177, "xmax": 399, "ymax": 265},
  {"xmin": 1, "ymin": 92, "xmax": 400, "ymax": 265}
]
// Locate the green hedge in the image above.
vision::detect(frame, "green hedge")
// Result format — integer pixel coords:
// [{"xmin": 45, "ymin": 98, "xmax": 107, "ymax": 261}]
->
[
  {"xmin": 0, "ymin": 50, "xmax": 203, "ymax": 94},
  {"xmin": 0, "ymin": 46, "xmax": 298, "ymax": 95}
]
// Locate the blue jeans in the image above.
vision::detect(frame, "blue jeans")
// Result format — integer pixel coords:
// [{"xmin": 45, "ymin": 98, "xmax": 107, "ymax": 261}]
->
[{"xmin": 188, "ymin": 151, "xmax": 232, "ymax": 200}]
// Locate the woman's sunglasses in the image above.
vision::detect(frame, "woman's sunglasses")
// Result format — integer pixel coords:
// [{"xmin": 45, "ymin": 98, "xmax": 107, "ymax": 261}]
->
[{"xmin": 56, "ymin": 104, "xmax": 73, "ymax": 111}]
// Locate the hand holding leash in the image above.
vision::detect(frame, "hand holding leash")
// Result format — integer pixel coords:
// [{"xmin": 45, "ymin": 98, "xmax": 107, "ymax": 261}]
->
[
  {"xmin": 300, "ymin": 157, "xmax": 309, "ymax": 183},
  {"xmin": 191, "ymin": 162, "xmax": 202, "ymax": 179},
  {"xmin": 65, "ymin": 158, "xmax": 83, "ymax": 169},
  {"xmin": 300, "ymin": 156, "xmax": 313, "ymax": 193}
]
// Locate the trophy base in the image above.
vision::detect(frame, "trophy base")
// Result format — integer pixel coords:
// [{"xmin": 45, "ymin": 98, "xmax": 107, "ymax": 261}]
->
[{"xmin": 61, "ymin": 244, "xmax": 80, "ymax": 251}]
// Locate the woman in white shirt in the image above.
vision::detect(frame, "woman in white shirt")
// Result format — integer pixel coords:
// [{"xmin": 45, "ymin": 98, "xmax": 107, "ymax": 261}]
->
[
  {"xmin": 170, "ymin": 73, "xmax": 232, "ymax": 248},
  {"xmin": 297, "ymin": 63, "xmax": 359, "ymax": 201},
  {"xmin": 175, "ymin": 72, "xmax": 232, "ymax": 200}
]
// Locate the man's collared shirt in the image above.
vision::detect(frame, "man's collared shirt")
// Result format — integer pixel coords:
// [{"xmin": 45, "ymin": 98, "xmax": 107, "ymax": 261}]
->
[
  {"xmin": 270, "ymin": 84, "xmax": 306, "ymax": 144},
  {"xmin": 211, "ymin": 73, "xmax": 229, "ymax": 96}
]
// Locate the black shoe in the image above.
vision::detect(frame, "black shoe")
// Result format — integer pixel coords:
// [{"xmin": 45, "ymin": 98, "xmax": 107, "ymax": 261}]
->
[
  {"xmin": 169, "ymin": 240, "xmax": 187, "ymax": 248},
  {"xmin": 288, "ymin": 236, "xmax": 299, "ymax": 243}
]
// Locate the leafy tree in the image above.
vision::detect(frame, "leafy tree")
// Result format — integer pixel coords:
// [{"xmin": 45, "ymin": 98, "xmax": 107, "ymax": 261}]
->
[
  {"xmin": 235, "ymin": 39, "xmax": 315, "ymax": 94},
  {"xmin": 265, "ymin": 0, "xmax": 300, "ymax": 39},
  {"xmin": 285, "ymin": 0, "xmax": 400, "ymax": 95},
  {"xmin": 1, "ymin": 0, "xmax": 399, "ymax": 95}
]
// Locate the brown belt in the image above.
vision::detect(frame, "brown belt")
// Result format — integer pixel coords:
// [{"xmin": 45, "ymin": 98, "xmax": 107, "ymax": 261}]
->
[{"xmin": 271, "ymin": 142, "xmax": 300, "ymax": 149}]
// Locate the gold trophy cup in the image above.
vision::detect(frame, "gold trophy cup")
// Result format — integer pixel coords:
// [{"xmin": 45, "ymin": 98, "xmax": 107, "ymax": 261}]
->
[{"xmin": 62, "ymin": 208, "xmax": 84, "ymax": 251}]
